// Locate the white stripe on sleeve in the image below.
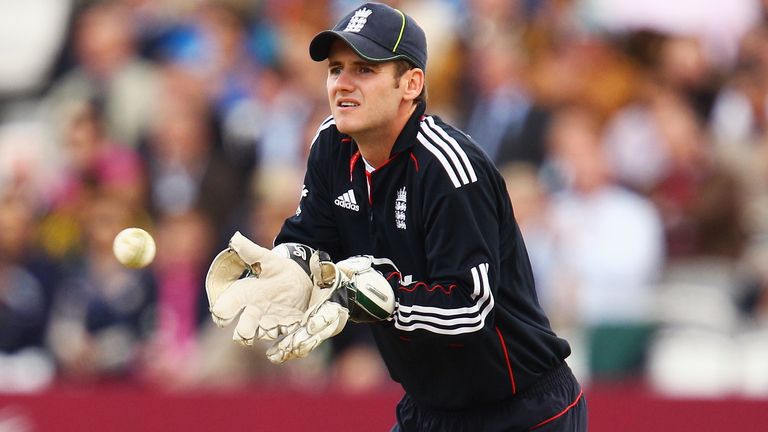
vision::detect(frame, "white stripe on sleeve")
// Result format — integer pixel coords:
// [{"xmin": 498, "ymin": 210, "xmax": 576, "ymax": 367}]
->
[
  {"xmin": 425, "ymin": 116, "xmax": 477, "ymax": 183},
  {"xmin": 417, "ymin": 132, "xmax": 461, "ymax": 188},
  {"xmin": 310, "ymin": 116, "xmax": 335, "ymax": 147},
  {"xmin": 395, "ymin": 263, "xmax": 494, "ymax": 335},
  {"xmin": 420, "ymin": 123, "xmax": 470, "ymax": 185}
]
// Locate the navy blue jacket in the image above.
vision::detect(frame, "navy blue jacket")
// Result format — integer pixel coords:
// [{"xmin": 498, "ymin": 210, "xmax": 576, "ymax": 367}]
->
[{"xmin": 276, "ymin": 103, "xmax": 571, "ymax": 410}]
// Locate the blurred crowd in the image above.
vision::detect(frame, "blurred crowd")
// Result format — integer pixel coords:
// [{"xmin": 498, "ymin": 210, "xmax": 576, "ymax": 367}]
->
[{"xmin": 2, "ymin": 0, "xmax": 768, "ymax": 398}]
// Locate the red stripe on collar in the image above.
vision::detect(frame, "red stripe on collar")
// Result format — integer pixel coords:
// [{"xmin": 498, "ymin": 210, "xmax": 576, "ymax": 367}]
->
[{"xmin": 349, "ymin": 150, "xmax": 361, "ymax": 182}]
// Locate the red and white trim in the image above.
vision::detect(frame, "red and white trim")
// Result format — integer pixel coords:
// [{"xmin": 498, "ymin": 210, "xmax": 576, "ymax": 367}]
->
[{"xmin": 394, "ymin": 263, "xmax": 494, "ymax": 335}]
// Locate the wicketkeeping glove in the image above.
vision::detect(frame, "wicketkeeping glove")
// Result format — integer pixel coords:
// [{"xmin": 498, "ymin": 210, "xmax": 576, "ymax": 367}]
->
[
  {"xmin": 205, "ymin": 232, "xmax": 315, "ymax": 345},
  {"xmin": 266, "ymin": 252, "xmax": 397, "ymax": 364}
]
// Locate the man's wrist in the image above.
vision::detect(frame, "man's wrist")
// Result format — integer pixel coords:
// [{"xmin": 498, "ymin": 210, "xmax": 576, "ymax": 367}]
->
[{"xmin": 272, "ymin": 243, "xmax": 315, "ymax": 276}]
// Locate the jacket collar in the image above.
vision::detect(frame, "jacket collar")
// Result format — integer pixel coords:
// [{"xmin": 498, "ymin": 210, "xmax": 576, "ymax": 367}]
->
[
  {"xmin": 390, "ymin": 102, "xmax": 426, "ymax": 157},
  {"xmin": 345, "ymin": 102, "xmax": 426, "ymax": 178}
]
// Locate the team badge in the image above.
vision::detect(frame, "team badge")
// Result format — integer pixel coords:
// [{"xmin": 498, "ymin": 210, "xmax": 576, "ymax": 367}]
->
[{"xmin": 344, "ymin": 7, "xmax": 373, "ymax": 33}]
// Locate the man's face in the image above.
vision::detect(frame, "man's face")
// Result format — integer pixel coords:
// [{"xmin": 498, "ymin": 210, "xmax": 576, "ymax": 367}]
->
[{"xmin": 326, "ymin": 40, "xmax": 406, "ymax": 137}]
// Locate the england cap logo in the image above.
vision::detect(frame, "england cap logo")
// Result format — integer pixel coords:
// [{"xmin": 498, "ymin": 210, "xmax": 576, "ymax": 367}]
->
[{"xmin": 309, "ymin": 2, "xmax": 427, "ymax": 71}]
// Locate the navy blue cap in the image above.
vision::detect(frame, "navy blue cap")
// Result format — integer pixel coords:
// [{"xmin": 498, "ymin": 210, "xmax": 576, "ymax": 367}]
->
[{"xmin": 309, "ymin": 2, "xmax": 427, "ymax": 70}]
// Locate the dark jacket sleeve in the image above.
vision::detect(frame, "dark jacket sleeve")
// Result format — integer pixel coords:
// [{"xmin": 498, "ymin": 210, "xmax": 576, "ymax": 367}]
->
[
  {"xmin": 274, "ymin": 128, "xmax": 343, "ymax": 259},
  {"xmin": 389, "ymin": 152, "xmax": 508, "ymax": 340}
]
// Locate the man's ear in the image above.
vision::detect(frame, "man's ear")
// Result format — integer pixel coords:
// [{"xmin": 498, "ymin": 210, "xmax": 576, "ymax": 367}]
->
[{"xmin": 402, "ymin": 68, "xmax": 424, "ymax": 102}]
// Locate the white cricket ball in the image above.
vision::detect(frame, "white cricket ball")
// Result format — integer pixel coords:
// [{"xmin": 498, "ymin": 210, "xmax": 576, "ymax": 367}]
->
[{"xmin": 113, "ymin": 227, "xmax": 156, "ymax": 269}]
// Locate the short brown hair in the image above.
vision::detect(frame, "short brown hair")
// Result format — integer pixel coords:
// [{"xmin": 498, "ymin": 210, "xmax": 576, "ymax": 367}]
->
[{"xmin": 393, "ymin": 60, "xmax": 427, "ymax": 104}]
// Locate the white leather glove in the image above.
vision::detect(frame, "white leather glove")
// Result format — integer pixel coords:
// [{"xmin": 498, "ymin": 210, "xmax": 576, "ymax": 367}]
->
[
  {"xmin": 206, "ymin": 232, "xmax": 315, "ymax": 345},
  {"xmin": 266, "ymin": 252, "xmax": 396, "ymax": 364}
]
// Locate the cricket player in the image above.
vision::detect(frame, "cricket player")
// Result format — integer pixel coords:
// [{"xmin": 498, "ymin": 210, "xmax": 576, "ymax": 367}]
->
[{"xmin": 206, "ymin": 2, "xmax": 586, "ymax": 430}]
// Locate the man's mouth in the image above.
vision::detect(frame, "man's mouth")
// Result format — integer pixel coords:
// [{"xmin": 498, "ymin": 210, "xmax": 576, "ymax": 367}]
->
[{"xmin": 337, "ymin": 101, "xmax": 360, "ymax": 108}]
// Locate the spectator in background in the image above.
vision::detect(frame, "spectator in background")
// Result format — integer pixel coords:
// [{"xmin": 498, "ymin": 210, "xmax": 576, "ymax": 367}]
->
[
  {"xmin": 460, "ymin": 0, "xmax": 527, "ymax": 42},
  {"xmin": 44, "ymin": 0, "xmax": 159, "ymax": 149},
  {"xmin": 253, "ymin": 64, "xmax": 325, "ymax": 170},
  {"xmin": 711, "ymin": 24, "xmax": 768, "ymax": 151},
  {"xmin": 602, "ymin": 35, "xmax": 747, "ymax": 259},
  {"xmin": 46, "ymin": 189, "xmax": 155, "ymax": 382},
  {"xmin": 711, "ymin": 23, "xmax": 768, "ymax": 241},
  {"xmin": 247, "ymin": 167, "xmax": 307, "ymax": 249},
  {"xmin": 708, "ymin": 21, "xmax": 768, "ymax": 326},
  {"xmin": 580, "ymin": 0, "xmax": 760, "ymax": 70},
  {"xmin": 141, "ymin": 209, "xmax": 213, "ymax": 390},
  {"xmin": 463, "ymin": 30, "xmax": 551, "ymax": 167},
  {"xmin": 143, "ymin": 73, "xmax": 243, "ymax": 245},
  {"xmin": 650, "ymin": 91, "xmax": 744, "ymax": 258},
  {"xmin": 0, "ymin": 190, "xmax": 58, "ymax": 392},
  {"xmin": 39, "ymin": 98, "xmax": 146, "ymax": 261},
  {"xmin": 604, "ymin": 30, "xmax": 718, "ymax": 194},
  {"xmin": 153, "ymin": 0, "xmax": 263, "ymax": 175},
  {"xmin": 402, "ymin": 0, "xmax": 463, "ymax": 119},
  {"xmin": 0, "ymin": 118, "xmax": 66, "ymax": 392},
  {"xmin": 655, "ymin": 34, "xmax": 720, "ymax": 123},
  {"xmin": 526, "ymin": 17, "xmax": 638, "ymax": 121},
  {"xmin": 249, "ymin": 1, "xmax": 331, "ymax": 169},
  {"xmin": 543, "ymin": 105, "xmax": 665, "ymax": 382},
  {"xmin": 0, "ymin": 120, "xmax": 62, "ymax": 208},
  {"xmin": 53, "ymin": 98, "xmax": 145, "ymax": 208},
  {"xmin": 499, "ymin": 162, "xmax": 557, "ymax": 312}
]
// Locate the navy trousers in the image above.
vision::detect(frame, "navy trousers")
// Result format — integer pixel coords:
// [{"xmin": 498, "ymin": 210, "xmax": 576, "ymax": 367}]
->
[{"xmin": 391, "ymin": 363, "xmax": 587, "ymax": 432}]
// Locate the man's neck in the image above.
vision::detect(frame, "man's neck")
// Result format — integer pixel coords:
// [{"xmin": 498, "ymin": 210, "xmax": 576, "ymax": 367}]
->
[{"xmin": 353, "ymin": 103, "xmax": 417, "ymax": 169}]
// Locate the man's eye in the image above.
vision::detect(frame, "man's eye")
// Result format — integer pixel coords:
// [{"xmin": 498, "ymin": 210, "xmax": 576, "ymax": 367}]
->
[
  {"xmin": 329, "ymin": 67, "xmax": 341, "ymax": 75},
  {"xmin": 359, "ymin": 66, "xmax": 373, "ymax": 73}
]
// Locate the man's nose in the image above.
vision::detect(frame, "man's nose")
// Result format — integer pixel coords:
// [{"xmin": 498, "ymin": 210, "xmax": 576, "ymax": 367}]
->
[{"xmin": 332, "ymin": 70, "xmax": 354, "ymax": 92}]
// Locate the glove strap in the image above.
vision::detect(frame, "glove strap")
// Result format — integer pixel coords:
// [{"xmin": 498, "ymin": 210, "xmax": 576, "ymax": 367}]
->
[
  {"xmin": 312, "ymin": 252, "xmax": 397, "ymax": 323},
  {"xmin": 345, "ymin": 268, "xmax": 396, "ymax": 322},
  {"xmin": 272, "ymin": 243, "xmax": 315, "ymax": 277}
]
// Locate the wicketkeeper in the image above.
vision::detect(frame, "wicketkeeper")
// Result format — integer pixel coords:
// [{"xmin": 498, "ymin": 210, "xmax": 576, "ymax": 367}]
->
[{"xmin": 206, "ymin": 2, "xmax": 586, "ymax": 430}]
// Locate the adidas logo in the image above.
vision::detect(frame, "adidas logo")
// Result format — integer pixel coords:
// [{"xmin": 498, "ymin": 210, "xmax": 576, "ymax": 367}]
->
[{"xmin": 334, "ymin": 189, "xmax": 359, "ymax": 211}]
